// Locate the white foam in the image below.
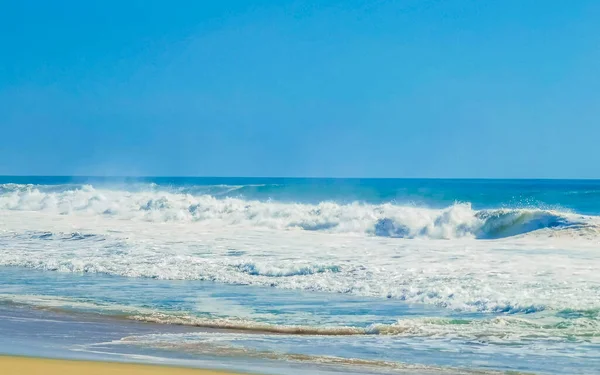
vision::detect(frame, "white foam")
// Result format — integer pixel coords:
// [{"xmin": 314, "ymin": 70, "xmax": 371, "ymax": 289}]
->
[
  {"xmin": 1, "ymin": 184, "xmax": 600, "ymax": 315},
  {"xmin": 0, "ymin": 183, "xmax": 596, "ymax": 239},
  {"xmin": 1, "ymin": 206, "xmax": 600, "ymax": 315}
]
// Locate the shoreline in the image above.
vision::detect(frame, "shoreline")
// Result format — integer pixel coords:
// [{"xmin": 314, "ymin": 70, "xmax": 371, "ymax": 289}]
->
[
  {"xmin": 0, "ymin": 355, "xmax": 249, "ymax": 375},
  {"xmin": 0, "ymin": 301, "xmax": 374, "ymax": 375}
]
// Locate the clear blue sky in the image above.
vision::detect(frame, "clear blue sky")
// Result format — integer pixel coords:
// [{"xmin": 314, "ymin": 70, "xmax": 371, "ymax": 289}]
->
[{"xmin": 1, "ymin": 0, "xmax": 599, "ymax": 178}]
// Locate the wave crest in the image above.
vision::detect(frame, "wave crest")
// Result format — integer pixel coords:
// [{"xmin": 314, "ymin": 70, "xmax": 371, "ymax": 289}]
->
[{"xmin": 0, "ymin": 184, "xmax": 595, "ymax": 239}]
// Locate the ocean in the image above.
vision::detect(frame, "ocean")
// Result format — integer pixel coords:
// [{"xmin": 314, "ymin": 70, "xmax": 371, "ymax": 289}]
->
[{"xmin": 0, "ymin": 177, "xmax": 599, "ymax": 374}]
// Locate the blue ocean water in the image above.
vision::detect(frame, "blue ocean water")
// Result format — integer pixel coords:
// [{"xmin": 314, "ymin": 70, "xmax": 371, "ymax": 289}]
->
[
  {"xmin": 3, "ymin": 176, "xmax": 600, "ymax": 213},
  {"xmin": 0, "ymin": 177, "xmax": 599, "ymax": 374}
]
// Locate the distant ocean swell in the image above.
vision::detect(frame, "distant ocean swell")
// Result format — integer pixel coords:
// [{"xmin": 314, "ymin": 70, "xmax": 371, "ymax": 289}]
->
[{"xmin": 0, "ymin": 184, "xmax": 596, "ymax": 239}]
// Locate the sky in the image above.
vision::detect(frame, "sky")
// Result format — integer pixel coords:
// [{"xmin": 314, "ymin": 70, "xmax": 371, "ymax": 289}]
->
[{"xmin": 1, "ymin": 0, "xmax": 599, "ymax": 178}]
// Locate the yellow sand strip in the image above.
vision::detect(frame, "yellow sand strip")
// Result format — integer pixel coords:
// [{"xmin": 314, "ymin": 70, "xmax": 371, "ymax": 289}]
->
[{"xmin": 0, "ymin": 356, "xmax": 250, "ymax": 375}]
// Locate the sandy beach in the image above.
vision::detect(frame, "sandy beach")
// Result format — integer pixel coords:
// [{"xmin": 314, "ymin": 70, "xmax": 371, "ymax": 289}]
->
[{"xmin": 0, "ymin": 356, "xmax": 247, "ymax": 375}]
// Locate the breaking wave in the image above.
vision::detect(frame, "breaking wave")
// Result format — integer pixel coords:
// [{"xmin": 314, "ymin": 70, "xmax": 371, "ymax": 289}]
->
[{"xmin": 0, "ymin": 184, "xmax": 596, "ymax": 239}]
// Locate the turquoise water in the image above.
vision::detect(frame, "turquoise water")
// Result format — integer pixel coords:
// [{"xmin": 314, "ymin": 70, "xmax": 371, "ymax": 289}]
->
[{"xmin": 0, "ymin": 177, "xmax": 599, "ymax": 374}]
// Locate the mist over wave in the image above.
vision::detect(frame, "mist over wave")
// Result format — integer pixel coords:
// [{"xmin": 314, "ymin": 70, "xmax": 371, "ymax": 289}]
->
[{"xmin": 0, "ymin": 183, "xmax": 595, "ymax": 239}]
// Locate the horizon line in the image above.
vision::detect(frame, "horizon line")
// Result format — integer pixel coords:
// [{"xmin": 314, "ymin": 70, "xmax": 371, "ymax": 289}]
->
[{"xmin": 1, "ymin": 175, "xmax": 599, "ymax": 181}]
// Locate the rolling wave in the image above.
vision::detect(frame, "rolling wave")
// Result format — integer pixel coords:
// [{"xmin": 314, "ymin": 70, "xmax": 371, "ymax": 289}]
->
[{"xmin": 0, "ymin": 184, "xmax": 596, "ymax": 239}]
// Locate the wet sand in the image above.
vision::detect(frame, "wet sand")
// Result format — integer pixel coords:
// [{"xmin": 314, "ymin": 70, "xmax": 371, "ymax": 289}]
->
[{"xmin": 0, "ymin": 356, "xmax": 248, "ymax": 375}]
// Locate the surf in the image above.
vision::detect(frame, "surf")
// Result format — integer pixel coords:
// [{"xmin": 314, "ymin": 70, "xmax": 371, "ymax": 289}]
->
[{"xmin": 0, "ymin": 183, "xmax": 596, "ymax": 240}]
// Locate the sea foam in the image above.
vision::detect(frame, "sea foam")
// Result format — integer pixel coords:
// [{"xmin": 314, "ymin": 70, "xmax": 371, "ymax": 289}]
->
[{"xmin": 0, "ymin": 184, "xmax": 595, "ymax": 239}]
